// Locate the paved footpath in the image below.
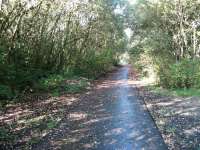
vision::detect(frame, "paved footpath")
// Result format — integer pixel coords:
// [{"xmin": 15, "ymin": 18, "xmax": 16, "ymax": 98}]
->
[{"xmin": 34, "ymin": 66, "xmax": 167, "ymax": 150}]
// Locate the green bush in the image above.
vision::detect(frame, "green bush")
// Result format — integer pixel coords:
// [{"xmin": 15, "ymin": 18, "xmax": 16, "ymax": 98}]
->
[
  {"xmin": 0, "ymin": 85, "xmax": 13, "ymax": 99},
  {"xmin": 74, "ymin": 49, "xmax": 117, "ymax": 78},
  {"xmin": 0, "ymin": 64, "xmax": 48, "ymax": 97},
  {"xmin": 63, "ymin": 80, "xmax": 88, "ymax": 94},
  {"xmin": 158, "ymin": 59, "xmax": 200, "ymax": 88},
  {"xmin": 38, "ymin": 72, "xmax": 89, "ymax": 94},
  {"xmin": 38, "ymin": 74, "xmax": 65, "ymax": 91}
]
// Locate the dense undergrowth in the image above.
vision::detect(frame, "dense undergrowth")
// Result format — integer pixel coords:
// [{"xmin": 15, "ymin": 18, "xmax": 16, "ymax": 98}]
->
[
  {"xmin": 0, "ymin": 0, "xmax": 126, "ymax": 148},
  {"xmin": 0, "ymin": 0, "xmax": 126, "ymax": 104},
  {"xmin": 0, "ymin": 56, "xmax": 117, "ymax": 106},
  {"xmin": 141, "ymin": 59, "xmax": 200, "ymax": 97},
  {"xmin": 128, "ymin": 0, "xmax": 200, "ymax": 93},
  {"xmin": 132, "ymin": 55, "xmax": 200, "ymax": 96},
  {"xmin": 158, "ymin": 59, "xmax": 200, "ymax": 89},
  {"xmin": 146, "ymin": 85, "xmax": 200, "ymax": 97}
]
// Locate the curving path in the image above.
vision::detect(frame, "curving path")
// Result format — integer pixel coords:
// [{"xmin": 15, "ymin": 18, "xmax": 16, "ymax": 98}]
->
[{"xmin": 34, "ymin": 66, "xmax": 167, "ymax": 150}]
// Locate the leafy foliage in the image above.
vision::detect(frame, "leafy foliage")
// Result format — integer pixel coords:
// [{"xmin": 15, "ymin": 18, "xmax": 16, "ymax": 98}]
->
[
  {"xmin": 129, "ymin": 0, "xmax": 200, "ymax": 89},
  {"xmin": 38, "ymin": 72, "xmax": 90, "ymax": 95},
  {"xmin": 147, "ymin": 85, "xmax": 200, "ymax": 97},
  {"xmin": 0, "ymin": 85, "xmax": 13, "ymax": 99},
  {"xmin": 38, "ymin": 74, "xmax": 66, "ymax": 91},
  {"xmin": 0, "ymin": 0, "xmax": 126, "ymax": 100},
  {"xmin": 158, "ymin": 59, "xmax": 200, "ymax": 88},
  {"xmin": 73, "ymin": 49, "xmax": 118, "ymax": 78}
]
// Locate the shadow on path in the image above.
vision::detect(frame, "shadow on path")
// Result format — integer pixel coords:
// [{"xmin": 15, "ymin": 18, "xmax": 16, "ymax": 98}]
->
[{"xmin": 33, "ymin": 66, "xmax": 167, "ymax": 150}]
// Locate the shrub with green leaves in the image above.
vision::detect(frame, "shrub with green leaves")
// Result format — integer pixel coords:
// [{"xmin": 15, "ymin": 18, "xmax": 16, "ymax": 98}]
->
[
  {"xmin": 38, "ymin": 75, "xmax": 65, "ymax": 91},
  {"xmin": 158, "ymin": 59, "xmax": 200, "ymax": 88},
  {"xmin": 0, "ymin": 85, "xmax": 13, "ymax": 99},
  {"xmin": 38, "ymin": 72, "xmax": 89, "ymax": 95},
  {"xmin": 74, "ymin": 49, "xmax": 117, "ymax": 78},
  {"xmin": 63, "ymin": 79, "xmax": 88, "ymax": 94},
  {"xmin": 0, "ymin": 0, "xmax": 124, "ymax": 102}
]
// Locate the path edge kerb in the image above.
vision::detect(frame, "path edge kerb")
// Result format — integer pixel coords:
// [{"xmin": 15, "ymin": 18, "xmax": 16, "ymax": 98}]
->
[{"xmin": 128, "ymin": 66, "xmax": 168, "ymax": 150}]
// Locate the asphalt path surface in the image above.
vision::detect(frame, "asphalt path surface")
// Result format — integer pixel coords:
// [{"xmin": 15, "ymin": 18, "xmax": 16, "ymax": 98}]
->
[{"xmin": 34, "ymin": 66, "xmax": 167, "ymax": 150}]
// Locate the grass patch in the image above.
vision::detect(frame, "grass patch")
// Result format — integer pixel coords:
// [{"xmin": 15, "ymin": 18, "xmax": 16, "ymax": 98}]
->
[
  {"xmin": 170, "ymin": 88, "xmax": 200, "ymax": 97},
  {"xmin": 51, "ymin": 89, "xmax": 60, "ymax": 97},
  {"xmin": 146, "ymin": 85, "xmax": 200, "ymax": 97},
  {"xmin": 37, "ymin": 73, "xmax": 90, "ymax": 95},
  {"xmin": 62, "ymin": 79, "xmax": 89, "ymax": 94}
]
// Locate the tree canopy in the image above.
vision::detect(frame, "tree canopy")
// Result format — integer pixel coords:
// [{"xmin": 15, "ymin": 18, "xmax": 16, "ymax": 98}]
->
[
  {"xmin": 128, "ymin": 0, "xmax": 200, "ymax": 88},
  {"xmin": 0, "ymin": 0, "xmax": 128, "ymax": 98}
]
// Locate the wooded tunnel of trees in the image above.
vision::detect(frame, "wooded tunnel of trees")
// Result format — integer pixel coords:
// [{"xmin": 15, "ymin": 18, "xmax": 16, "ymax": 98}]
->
[
  {"xmin": 2, "ymin": 0, "xmax": 200, "ymax": 149},
  {"xmin": 130, "ymin": 0, "xmax": 200, "ymax": 90},
  {"xmin": 0, "ymin": 0, "xmax": 127, "ymax": 101},
  {"xmin": 1, "ymin": 0, "xmax": 200, "ymax": 102}
]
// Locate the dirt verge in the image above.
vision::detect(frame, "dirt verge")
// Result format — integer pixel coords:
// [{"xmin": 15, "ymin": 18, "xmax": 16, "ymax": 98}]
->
[{"xmin": 129, "ymin": 68, "xmax": 200, "ymax": 150}]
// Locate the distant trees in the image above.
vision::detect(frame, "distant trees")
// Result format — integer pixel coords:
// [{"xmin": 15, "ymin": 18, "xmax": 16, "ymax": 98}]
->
[{"xmin": 128, "ymin": 0, "xmax": 200, "ymax": 88}]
